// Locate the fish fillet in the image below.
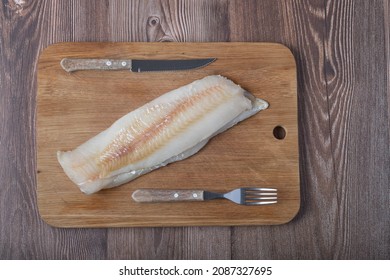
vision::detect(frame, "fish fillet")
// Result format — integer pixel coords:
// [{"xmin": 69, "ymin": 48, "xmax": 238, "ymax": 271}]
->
[{"xmin": 57, "ymin": 75, "xmax": 269, "ymax": 194}]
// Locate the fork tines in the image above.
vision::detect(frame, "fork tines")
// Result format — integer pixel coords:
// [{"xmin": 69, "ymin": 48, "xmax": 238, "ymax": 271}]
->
[{"xmin": 244, "ymin": 187, "xmax": 278, "ymax": 205}]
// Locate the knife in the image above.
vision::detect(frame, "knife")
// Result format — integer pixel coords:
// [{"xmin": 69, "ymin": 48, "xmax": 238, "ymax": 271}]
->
[{"xmin": 60, "ymin": 58, "xmax": 216, "ymax": 73}]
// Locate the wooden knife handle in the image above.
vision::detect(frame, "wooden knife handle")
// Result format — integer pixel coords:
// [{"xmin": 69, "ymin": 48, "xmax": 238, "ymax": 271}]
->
[
  {"xmin": 60, "ymin": 58, "xmax": 132, "ymax": 72},
  {"xmin": 132, "ymin": 189, "xmax": 204, "ymax": 203}
]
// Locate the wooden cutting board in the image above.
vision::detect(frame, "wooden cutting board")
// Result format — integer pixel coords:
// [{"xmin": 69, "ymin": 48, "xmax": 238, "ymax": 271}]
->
[{"xmin": 36, "ymin": 42, "xmax": 300, "ymax": 227}]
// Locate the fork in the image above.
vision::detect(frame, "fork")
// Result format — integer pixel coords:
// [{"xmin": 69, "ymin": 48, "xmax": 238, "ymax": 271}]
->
[{"xmin": 132, "ymin": 187, "xmax": 277, "ymax": 205}]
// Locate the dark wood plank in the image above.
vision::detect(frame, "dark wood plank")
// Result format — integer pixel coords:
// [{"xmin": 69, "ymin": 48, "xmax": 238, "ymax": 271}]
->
[
  {"xmin": 108, "ymin": 227, "xmax": 230, "ymax": 259},
  {"xmin": 230, "ymin": 0, "xmax": 339, "ymax": 259},
  {"xmin": 324, "ymin": 0, "xmax": 389, "ymax": 259},
  {"xmin": 0, "ymin": 0, "xmax": 108, "ymax": 259},
  {"xmin": 231, "ymin": 0, "xmax": 390, "ymax": 259},
  {"xmin": 0, "ymin": 0, "xmax": 52, "ymax": 259},
  {"xmin": 386, "ymin": 0, "xmax": 390, "ymax": 132}
]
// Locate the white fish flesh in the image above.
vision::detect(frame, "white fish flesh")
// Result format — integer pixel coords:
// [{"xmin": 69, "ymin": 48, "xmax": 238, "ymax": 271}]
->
[{"xmin": 57, "ymin": 75, "xmax": 269, "ymax": 194}]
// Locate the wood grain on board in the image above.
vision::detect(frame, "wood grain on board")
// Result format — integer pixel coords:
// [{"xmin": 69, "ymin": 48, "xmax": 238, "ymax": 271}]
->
[{"xmin": 36, "ymin": 42, "xmax": 299, "ymax": 228}]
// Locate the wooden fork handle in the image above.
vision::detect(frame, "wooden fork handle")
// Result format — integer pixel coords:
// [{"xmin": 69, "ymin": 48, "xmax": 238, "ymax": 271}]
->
[{"xmin": 132, "ymin": 189, "xmax": 204, "ymax": 203}]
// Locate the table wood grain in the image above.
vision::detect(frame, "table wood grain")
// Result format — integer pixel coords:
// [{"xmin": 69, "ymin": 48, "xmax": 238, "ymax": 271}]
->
[{"xmin": 0, "ymin": 0, "xmax": 389, "ymax": 259}]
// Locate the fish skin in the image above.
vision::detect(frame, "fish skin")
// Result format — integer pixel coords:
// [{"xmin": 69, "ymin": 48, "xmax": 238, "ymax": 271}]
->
[{"xmin": 57, "ymin": 75, "xmax": 269, "ymax": 194}]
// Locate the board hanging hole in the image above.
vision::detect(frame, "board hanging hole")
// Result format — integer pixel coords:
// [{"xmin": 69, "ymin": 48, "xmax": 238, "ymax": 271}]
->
[{"xmin": 273, "ymin": 126, "xmax": 286, "ymax": 140}]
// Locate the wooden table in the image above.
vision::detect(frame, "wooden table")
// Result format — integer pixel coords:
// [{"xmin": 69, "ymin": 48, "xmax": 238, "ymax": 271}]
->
[{"xmin": 0, "ymin": 0, "xmax": 389, "ymax": 259}]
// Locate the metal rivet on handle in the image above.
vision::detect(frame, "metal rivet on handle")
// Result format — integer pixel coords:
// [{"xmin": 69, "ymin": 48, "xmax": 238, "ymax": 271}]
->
[
  {"xmin": 121, "ymin": 61, "xmax": 127, "ymax": 66},
  {"xmin": 174, "ymin": 193, "xmax": 179, "ymax": 198},
  {"xmin": 193, "ymin": 193, "xmax": 198, "ymax": 198},
  {"xmin": 106, "ymin": 61, "xmax": 112, "ymax": 66}
]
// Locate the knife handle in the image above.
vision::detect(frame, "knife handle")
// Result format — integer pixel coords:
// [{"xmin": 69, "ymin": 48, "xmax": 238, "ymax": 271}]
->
[
  {"xmin": 60, "ymin": 58, "xmax": 132, "ymax": 72},
  {"xmin": 132, "ymin": 189, "xmax": 204, "ymax": 203}
]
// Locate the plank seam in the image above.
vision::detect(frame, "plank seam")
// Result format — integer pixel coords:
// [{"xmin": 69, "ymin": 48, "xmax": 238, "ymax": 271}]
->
[{"xmin": 384, "ymin": 0, "xmax": 390, "ymax": 134}]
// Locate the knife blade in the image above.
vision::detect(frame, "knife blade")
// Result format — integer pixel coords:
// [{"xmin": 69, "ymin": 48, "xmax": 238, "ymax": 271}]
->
[{"xmin": 60, "ymin": 58, "xmax": 216, "ymax": 73}]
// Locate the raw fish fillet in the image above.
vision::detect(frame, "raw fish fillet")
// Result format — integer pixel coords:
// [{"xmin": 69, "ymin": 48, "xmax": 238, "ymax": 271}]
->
[{"xmin": 57, "ymin": 75, "xmax": 269, "ymax": 194}]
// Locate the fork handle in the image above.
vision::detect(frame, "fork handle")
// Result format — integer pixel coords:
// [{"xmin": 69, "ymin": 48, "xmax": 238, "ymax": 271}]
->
[{"xmin": 132, "ymin": 189, "xmax": 204, "ymax": 203}]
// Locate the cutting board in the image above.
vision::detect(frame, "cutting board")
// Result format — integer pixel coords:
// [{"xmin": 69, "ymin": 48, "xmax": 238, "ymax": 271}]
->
[{"xmin": 36, "ymin": 42, "xmax": 300, "ymax": 227}]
